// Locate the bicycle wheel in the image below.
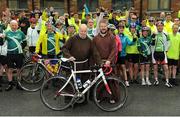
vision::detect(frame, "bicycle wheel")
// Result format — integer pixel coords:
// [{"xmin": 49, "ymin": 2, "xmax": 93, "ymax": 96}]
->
[
  {"xmin": 40, "ymin": 76, "xmax": 75, "ymax": 111},
  {"xmin": 94, "ymin": 77, "xmax": 127, "ymax": 112},
  {"xmin": 17, "ymin": 63, "xmax": 47, "ymax": 92}
]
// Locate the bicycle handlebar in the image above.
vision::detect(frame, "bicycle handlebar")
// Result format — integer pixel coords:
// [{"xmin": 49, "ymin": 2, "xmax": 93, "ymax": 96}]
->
[{"xmin": 90, "ymin": 64, "xmax": 114, "ymax": 76}]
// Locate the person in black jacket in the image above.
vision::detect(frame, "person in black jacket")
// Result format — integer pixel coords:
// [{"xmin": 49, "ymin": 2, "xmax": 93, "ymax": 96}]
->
[{"xmin": 18, "ymin": 11, "xmax": 30, "ymax": 35}]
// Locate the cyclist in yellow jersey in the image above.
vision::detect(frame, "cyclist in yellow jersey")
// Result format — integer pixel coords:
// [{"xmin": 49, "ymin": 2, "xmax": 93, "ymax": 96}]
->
[
  {"xmin": 115, "ymin": 10, "xmax": 122, "ymax": 21},
  {"xmin": 66, "ymin": 25, "xmax": 77, "ymax": 40},
  {"xmin": 35, "ymin": 21, "xmax": 62, "ymax": 58},
  {"xmin": 109, "ymin": 11, "xmax": 119, "ymax": 29},
  {"xmin": 163, "ymin": 13, "xmax": 173, "ymax": 34},
  {"xmin": 119, "ymin": 19, "xmax": 131, "ymax": 36},
  {"xmin": 126, "ymin": 23, "xmax": 139, "ymax": 84},
  {"xmin": 146, "ymin": 17, "xmax": 157, "ymax": 34},
  {"xmin": 178, "ymin": 10, "xmax": 180, "ymax": 18},
  {"xmin": 167, "ymin": 24, "xmax": 180, "ymax": 86}
]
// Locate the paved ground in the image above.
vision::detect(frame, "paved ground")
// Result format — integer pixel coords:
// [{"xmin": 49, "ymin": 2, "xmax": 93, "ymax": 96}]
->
[{"xmin": 0, "ymin": 73, "xmax": 180, "ymax": 116}]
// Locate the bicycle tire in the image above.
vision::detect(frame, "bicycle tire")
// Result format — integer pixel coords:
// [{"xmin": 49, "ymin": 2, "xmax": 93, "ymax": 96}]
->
[
  {"xmin": 40, "ymin": 76, "xmax": 75, "ymax": 111},
  {"xmin": 17, "ymin": 63, "xmax": 47, "ymax": 92},
  {"xmin": 93, "ymin": 77, "xmax": 127, "ymax": 112}
]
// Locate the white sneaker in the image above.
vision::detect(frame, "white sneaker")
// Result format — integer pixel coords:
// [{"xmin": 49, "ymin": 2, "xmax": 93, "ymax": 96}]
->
[
  {"xmin": 142, "ymin": 80, "xmax": 146, "ymax": 86},
  {"xmin": 125, "ymin": 81, "xmax": 130, "ymax": 87},
  {"xmin": 146, "ymin": 80, "xmax": 152, "ymax": 86},
  {"xmin": 154, "ymin": 80, "xmax": 159, "ymax": 85},
  {"xmin": 97, "ymin": 99, "xmax": 100, "ymax": 103},
  {"xmin": 165, "ymin": 82, "xmax": 173, "ymax": 88}
]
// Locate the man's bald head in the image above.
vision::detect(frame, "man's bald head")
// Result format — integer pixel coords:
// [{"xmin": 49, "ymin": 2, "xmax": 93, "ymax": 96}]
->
[
  {"xmin": 79, "ymin": 24, "xmax": 87, "ymax": 31},
  {"xmin": 10, "ymin": 20, "xmax": 19, "ymax": 31},
  {"xmin": 79, "ymin": 24, "xmax": 88, "ymax": 39}
]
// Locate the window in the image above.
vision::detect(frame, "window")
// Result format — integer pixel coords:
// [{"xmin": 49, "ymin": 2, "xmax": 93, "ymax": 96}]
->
[
  {"xmin": 40, "ymin": 0, "xmax": 64, "ymax": 14},
  {"xmin": 8, "ymin": 0, "xmax": 18, "ymax": 10},
  {"xmin": 8, "ymin": 0, "xmax": 28, "ymax": 10},
  {"xmin": 19, "ymin": 0, "xmax": 28, "ymax": 9},
  {"xmin": 112, "ymin": 0, "xmax": 133, "ymax": 10},
  {"xmin": 148, "ymin": 0, "xmax": 170, "ymax": 11},
  {"xmin": 77, "ymin": 0, "xmax": 98, "ymax": 12}
]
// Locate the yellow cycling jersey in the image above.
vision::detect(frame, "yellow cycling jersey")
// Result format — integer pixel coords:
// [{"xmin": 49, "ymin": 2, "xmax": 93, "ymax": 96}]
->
[
  {"xmin": 126, "ymin": 32, "xmax": 139, "ymax": 54},
  {"xmin": 167, "ymin": 33, "xmax": 180, "ymax": 60},
  {"xmin": 178, "ymin": 10, "xmax": 180, "ymax": 18},
  {"xmin": 35, "ymin": 31, "xmax": 62, "ymax": 55},
  {"xmin": 163, "ymin": 21, "xmax": 173, "ymax": 34},
  {"xmin": 146, "ymin": 23, "xmax": 157, "ymax": 34}
]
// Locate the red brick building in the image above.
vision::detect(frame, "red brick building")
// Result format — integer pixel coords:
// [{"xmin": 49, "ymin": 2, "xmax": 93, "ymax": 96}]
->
[{"xmin": 0, "ymin": 0, "xmax": 180, "ymax": 18}]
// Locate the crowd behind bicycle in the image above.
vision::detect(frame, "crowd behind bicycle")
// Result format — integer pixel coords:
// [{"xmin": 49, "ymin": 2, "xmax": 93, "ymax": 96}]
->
[{"xmin": 0, "ymin": 5, "xmax": 180, "ymax": 92}]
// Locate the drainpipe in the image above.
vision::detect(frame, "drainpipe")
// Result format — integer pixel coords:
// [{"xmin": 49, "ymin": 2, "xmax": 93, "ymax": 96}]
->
[
  {"xmin": 32, "ymin": 0, "xmax": 35, "ymax": 11},
  {"xmin": 139, "ymin": 0, "xmax": 143, "ymax": 23},
  {"xmin": 67, "ymin": 0, "xmax": 70, "ymax": 14}
]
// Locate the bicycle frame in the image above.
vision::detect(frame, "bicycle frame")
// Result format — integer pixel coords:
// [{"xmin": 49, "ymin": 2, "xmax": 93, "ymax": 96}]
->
[
  {"xmin": 32, "ymin": 58, "xmax": 62, "ymax": 77},
  {"xmin": 56, "ymin": 61, "xmax": 112, "ymax": 98}
]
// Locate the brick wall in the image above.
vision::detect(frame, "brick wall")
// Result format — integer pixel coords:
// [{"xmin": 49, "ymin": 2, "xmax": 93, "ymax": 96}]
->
[
  {"xmin": 0, "ymin": 0, "xmax": 7, "ymax": 12},
  {"xmin": 69, "ymin": 0, "xmax": 78, "ymax": 13},
  {"xmin": 99, "ymin": 0, "xmax": 112, "ymax": 10},
  {"xmin": 171, "ymin": 0, "xmax": 180, "ymax": 18},
  {"xmin": 0, "ymin": 0, "xmax": 179, "ymax": 18},
  {"xmin": 134, "ymin": 0, "xmax": 180, "ymax": 18}
]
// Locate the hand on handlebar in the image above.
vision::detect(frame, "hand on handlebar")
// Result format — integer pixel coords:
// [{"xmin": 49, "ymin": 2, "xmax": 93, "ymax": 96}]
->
[{"xmin": 105, "ymin": 60, "xmax": 111, "ymax": 67}]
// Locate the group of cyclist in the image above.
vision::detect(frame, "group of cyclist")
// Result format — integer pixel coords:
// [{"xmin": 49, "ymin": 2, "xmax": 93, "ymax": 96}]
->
[{"xmin": 0, "ymin": 6, "xmax": 179, "ymax": 92}]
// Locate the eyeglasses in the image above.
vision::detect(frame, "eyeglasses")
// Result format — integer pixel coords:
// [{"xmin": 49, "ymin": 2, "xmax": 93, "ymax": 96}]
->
[
  {"xmin": 110, "ymin": 29, "xmax": 115, "ymax": 31},
  {"xmin": 119, "ymin": 26, "xmax": 124, "ymax": 29},
  {"xmin": 166, "ymin": 12, "xmax": 171, "ymax": 15},
  {"xmin": 149, "ymin": 20, "xmax": 154, "ymax": 22},
  {"xmin": 174, "ymin": 19, "xmax": 179, "ymax": 21}
]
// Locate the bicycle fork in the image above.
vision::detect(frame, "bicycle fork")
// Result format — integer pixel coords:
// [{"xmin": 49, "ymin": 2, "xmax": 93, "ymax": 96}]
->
[
  {"xmin": 31, "ymin": 63, "xmax": 41, "ymax": 82},
  {"xmin": 99, "ymin": 69, "xmax": 112, "ymax": 95}
]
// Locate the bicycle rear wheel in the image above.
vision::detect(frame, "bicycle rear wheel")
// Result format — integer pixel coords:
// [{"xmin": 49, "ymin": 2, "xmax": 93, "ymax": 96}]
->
[
  {"xmin": 17, "ymin": 63, "xmax": 47, "ymax": 92},
  {"xmin": 40, "ymin": 76, "xmax": 75, "ymax": 111},
  {"xmin": 94, "ymin": 77, "xmax": 127, "ymax": 112}
]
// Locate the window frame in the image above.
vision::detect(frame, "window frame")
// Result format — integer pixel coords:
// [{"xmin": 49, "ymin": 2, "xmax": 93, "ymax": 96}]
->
[
  {"xmin": 147, "ymin": 0, "xmax": 171, "ymax": 11},
  {"xmin": 8, "ymin": 0, "xmax": 28, "ymax": 10},
  {"xmin": 112, "ymin": 0, "xmax": 133, "ymax": 11},
  {"xmin": 40, "ymin": 0, "xmax": 65, "ymax": 14}
]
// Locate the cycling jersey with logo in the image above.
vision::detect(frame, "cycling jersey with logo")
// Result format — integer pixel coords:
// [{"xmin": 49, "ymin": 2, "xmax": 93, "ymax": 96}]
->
[
  {"xmin": 137, "ymin": 36, "xmax": 151, "ymax": 57},
  {"xmin": 155, "ymin": 33, "xmax": 166, "ymax": 52},
  {"xmin": 5, "ymin": 30, "xmax": 25, "ymax": 54},
  {"xmin": 47, "ymin": 33, "xmax": 55, "ymax": 55},
  {"xmin": 87, "ymin": 28, "xmax": 95, "ymax": 40}
]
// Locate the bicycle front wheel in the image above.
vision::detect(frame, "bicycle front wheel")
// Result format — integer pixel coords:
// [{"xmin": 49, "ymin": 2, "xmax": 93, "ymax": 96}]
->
[
  {"xmin": 17, "ymin": 63, "xmax": 47, "ymax": 92},
  {"xmin": 40, "ymin": 76, "xmax": 75, "ymax": 111},
  {"xmin": 94, "ymin": 77, "xmax": 127, "ymax": 112}
]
